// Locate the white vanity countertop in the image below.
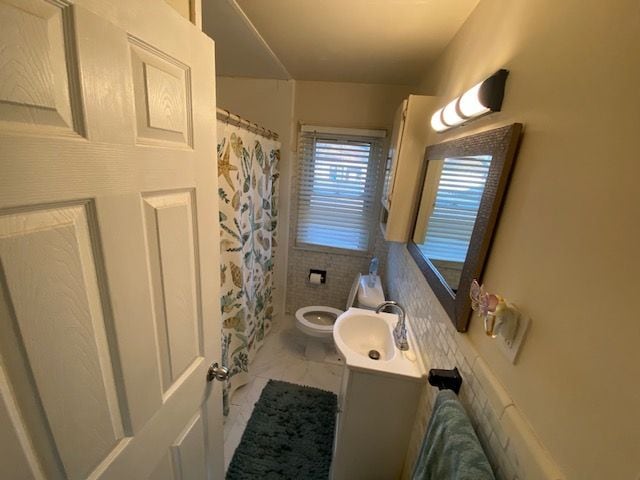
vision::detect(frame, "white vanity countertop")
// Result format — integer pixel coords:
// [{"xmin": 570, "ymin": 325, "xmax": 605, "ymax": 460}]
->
[{"xmin": 334, "ymin": 308, "xmax": 426, "ymax": 382}]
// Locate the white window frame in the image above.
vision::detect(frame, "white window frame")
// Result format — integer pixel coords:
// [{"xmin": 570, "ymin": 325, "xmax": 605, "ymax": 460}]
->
[{"xmin": 293, "ymin": 125, "xmax": 387, "ymax": 256}]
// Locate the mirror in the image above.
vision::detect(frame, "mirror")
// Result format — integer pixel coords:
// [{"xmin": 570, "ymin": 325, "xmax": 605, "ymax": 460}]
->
[{"xmin": 407, "ymin": 124, "xmax": 523, "ymax": 332}]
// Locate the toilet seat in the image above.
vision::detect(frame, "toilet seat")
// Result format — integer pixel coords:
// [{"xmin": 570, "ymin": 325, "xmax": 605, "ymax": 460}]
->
[
  {"xmin": 294, "ymin": 274, "xmax": 385, "ymax": 357},
  {"xmin": 295, "ymin": 306, "xmax": 344, "ymax": 338}
]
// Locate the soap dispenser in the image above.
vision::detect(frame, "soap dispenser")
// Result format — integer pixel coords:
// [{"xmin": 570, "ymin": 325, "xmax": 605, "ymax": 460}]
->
[{"xmin": 368, "ymin": 257, "xmax": 379, "ymax": 287}]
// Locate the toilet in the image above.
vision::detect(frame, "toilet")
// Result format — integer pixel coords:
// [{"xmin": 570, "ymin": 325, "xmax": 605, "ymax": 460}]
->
[{"xmin": 295, "ymin": 273, "xmax": 385, "ymax": 359}]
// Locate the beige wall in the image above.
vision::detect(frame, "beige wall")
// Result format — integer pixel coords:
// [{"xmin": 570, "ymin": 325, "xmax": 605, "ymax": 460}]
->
[
  {"xmin": 215, "ymin": 78, "xmax": 412, "ymax": 315},
  {"xmin": 409, "ymin": 0, "xmax": 640, "ymax": 477},
  {"xmin": 286, "ymin": 81, "xmax": 412, "ymax": 312},
  {"xmin": 216, "ymin": 77, "xmax": 296, "ymax": 317},
  {"xmin": 293, "ymin": 81, "xmax": 412, "ymax": 131}
]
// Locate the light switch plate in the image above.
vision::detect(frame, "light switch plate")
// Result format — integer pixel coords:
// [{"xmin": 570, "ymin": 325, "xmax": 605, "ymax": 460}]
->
[{"xmin": 496, "ymin": 314, "xmax": 530, "ymax": 364}]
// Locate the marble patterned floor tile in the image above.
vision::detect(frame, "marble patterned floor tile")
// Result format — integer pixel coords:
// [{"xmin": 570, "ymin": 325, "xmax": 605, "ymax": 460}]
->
[
  {"xmin": 224, "ymin": 421, "xmax": 247, "ymax": 472},
  {"xmin": 223, "ymin": 314, "xmax": 345, "ymax": 472}
]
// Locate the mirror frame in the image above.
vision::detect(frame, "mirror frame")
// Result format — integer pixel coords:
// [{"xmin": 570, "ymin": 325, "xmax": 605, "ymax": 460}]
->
[{"xmin": 407, "ymin": 123, "xmax": 523, "ymax": 332}]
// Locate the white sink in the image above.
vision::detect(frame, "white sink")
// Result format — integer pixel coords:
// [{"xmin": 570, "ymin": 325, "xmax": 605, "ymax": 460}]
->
[{"xmin": 333, "ymin": 307, "xmax": 424, "ymax": 380}]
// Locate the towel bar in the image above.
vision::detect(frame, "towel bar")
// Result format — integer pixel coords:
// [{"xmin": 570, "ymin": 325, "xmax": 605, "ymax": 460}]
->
[{"xmin": 427, "ymin": 367, "xmax": 462, "ymax": 394}]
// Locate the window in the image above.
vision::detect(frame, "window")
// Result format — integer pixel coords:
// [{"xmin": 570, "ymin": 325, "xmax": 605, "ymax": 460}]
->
[
  {"xmin": 420, "ymin": 155, "xmax": 491, "ymax": 262},
  {"xmin": 296, "ymin": 126, "xmax": 385, "ymax": 252}
]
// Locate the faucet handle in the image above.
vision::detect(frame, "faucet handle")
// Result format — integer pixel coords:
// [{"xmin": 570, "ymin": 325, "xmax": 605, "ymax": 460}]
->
[{"xmin": 375, "ymin": 300, "xmax": 397, "ymax": 313}]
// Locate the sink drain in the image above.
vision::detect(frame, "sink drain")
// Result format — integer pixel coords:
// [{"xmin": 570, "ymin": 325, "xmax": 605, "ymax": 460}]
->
[{"xmin": 368, "ymin": 349, "xmax": 381, "ymax": 360}]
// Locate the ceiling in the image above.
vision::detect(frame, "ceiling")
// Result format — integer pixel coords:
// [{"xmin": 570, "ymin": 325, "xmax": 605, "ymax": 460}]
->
[
  {"xmin": 203, "ymin": 0, "xmax": 480, "ymax": 85},
  {"xmin": 202, "ymin": 0, "xmax": 290, "ymax": 79}
]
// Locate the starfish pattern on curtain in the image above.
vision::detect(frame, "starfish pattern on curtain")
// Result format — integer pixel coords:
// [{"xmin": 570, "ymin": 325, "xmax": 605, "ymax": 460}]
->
[{"xmin": 216, "ymin": 120, "xmax": 280, "ymax": 415}]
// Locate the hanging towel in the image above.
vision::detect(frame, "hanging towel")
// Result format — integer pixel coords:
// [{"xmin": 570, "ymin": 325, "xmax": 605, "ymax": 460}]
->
[{"xmin": 412, "ymin": 389, "xmax": 496, "ymax": 480}]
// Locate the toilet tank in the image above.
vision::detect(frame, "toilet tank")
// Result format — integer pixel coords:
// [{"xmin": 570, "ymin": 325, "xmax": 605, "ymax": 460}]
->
[{"xmin": 346, "ymin": 274, "xmax": 385, "ymax": 310}]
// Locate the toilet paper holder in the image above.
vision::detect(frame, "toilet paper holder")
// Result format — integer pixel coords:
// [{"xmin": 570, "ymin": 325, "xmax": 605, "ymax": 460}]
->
[{"xmin": 309, "ymin": 269, "xmax": 326, "ymax": 284}]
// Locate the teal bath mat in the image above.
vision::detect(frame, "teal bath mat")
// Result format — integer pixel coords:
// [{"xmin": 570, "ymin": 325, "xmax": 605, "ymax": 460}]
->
[{"xmin": 226, "ymin": 380, "xmax": 337, "ymax": 479}]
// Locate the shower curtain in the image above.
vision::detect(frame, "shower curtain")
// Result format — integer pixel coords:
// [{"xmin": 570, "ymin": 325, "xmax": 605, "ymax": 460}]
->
[{"xmin": 217, "ymin": 120, "xmax": 280, "ymax": 415}]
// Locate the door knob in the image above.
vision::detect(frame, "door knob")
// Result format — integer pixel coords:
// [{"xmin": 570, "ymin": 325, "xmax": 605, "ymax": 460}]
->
[{"xmin": 207, "ymin": 362, "xmax": 229, "ymax": 382}]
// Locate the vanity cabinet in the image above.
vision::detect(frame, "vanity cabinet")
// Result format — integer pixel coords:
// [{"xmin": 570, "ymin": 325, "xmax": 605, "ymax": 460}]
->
[
  {"xmin": 331, "ymin": 367, "xmax": 423, "ymax": 479},
  {"xmin": 381, "ymin": 95, "xmax": 437, "ymax": 242}
]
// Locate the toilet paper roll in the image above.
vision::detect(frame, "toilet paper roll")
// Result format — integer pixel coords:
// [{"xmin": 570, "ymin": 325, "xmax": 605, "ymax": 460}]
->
[{"xmin": 309, "ymin": 273, "xmax": 322, "ymax": 284}]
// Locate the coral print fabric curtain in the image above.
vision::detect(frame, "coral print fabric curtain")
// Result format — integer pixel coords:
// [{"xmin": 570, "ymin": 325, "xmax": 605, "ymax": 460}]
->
[{"xmin": 217, "ymin": 120, "xmax": 280, "ymax": 415}]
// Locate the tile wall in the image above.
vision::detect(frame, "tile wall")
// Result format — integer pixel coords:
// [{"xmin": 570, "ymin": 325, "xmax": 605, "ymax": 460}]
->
[
  {"xmin": 285, "ymin": 225, "xmax": 389, "ymax": 314},
  {"xmin": 385, "ymin": 243, "xmax": 564, "ymax": 480}
]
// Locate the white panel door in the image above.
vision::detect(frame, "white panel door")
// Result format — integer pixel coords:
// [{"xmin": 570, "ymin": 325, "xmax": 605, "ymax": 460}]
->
[{"xmin": 0, "ymin": 0, "xmax": 223, "ymax": 478}]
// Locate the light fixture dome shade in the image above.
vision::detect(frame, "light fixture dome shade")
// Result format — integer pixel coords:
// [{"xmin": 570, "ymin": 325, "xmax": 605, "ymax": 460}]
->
[
  {"xmin": 430, "ymin": 69, "xmax": 509, "ymax": 133},
  {"xmin": 430, "ymin": 109, "xmax": 448, "ymax": 132},
  {"xmin": 442, "ymin": 99, "xmax": 464, "ymax": 126},
  {"xmin": 458, "ymin": 82, "xmax": 490, "ymax": 118}
]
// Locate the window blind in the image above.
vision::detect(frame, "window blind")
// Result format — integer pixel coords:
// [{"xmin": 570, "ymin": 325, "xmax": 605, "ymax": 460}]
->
[
  {"xmin": 296, "ymin": 129, "xmax": 385, "ymax": 252},
  {"xmin": 420, "ymin": 155, "xmax": 492, "ymax": 262}
]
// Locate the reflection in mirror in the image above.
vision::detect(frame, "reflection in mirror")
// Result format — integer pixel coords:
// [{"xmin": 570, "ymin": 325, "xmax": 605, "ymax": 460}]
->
[
  {"xmin": 407, "ymin": 124, "xmax": 523, "ymax": 332},
  {"xmin": 413, "ymin": 155, "xmax": 492, "ymax": 292}
]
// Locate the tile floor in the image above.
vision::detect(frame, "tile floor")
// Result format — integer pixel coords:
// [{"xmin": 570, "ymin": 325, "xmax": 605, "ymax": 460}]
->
[{"xmin": 223, "ymin": 313, "xmax": 344, "ymax": 472}]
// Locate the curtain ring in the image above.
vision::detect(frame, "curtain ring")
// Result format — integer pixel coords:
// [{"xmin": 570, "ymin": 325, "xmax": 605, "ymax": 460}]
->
[{"xmin": 225, "ymin": 109, "xmax": 230, "ymax": 124}]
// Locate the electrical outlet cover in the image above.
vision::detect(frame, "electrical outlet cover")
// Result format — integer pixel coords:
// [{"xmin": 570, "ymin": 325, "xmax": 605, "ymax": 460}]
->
[{"xmin": 496, "ymin": 314, "xmax": 530, "ymax": 364}]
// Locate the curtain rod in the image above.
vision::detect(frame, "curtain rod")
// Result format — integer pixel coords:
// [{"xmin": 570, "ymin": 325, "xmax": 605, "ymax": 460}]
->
[{"xmin": 216, "ymin": 107, "xmax": 279, "ymax": 141}]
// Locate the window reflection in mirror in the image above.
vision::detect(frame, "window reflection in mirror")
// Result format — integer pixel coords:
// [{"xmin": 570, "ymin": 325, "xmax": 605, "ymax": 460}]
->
[
  {"xmin": 406, "ymin": 123, "xmax": 522, "ymax": 332},
  {"xmin": 413, "ymin": 155, "xmax": 492, "ymax": 292}
]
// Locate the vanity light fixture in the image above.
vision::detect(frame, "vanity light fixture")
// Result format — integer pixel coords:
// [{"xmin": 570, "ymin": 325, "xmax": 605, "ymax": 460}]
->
[{"xmin": 430, "ymin": 69, "xmax": 509, "ymax": 132}]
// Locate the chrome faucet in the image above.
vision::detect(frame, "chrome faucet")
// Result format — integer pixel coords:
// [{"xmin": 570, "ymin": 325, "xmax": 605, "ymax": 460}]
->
[{"xmin": 375, "ymin": 301, "xmax": 409, "ymax": 351}]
